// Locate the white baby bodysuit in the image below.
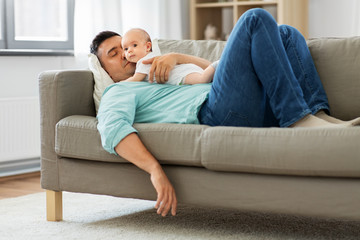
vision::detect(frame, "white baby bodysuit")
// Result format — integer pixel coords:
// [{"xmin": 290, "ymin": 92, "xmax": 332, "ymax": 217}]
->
[{"xmin": 135, "ymin": 52, "xmax": 204, "ymax": 85}]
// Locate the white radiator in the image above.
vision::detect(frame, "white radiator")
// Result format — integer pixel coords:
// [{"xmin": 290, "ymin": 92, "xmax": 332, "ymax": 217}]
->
[{"xmin": 0, "ymin": 97, "xmax": 40, "ymax": 167}]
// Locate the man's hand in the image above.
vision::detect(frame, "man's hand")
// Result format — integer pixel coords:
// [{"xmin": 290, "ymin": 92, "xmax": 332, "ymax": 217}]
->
[
  {"xmin": 142, "ymin": 53, "xmax": 177, "ymax": 84},
  {"xmin": 150, "ymin": 165, "xmax": 177, "ymax": 217},
  {"xmin": 115, "ymin": 133, "xmax": 177, "ymax": 217},
  {"xmin": 142, "ymin": 52, "xmax": 211, "ymax": 84}
]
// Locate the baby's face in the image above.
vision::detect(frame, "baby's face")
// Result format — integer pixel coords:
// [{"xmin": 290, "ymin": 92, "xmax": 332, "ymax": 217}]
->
[{"xmin": 122, "ymin": 30, "xmax": 151, "ymax": 63}]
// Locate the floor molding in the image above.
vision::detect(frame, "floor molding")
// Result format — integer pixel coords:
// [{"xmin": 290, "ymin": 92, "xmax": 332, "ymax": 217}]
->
[
  {"xmin": 0, "ymin": 171, "xmax": 40, "ymax": 182},
  {"xmin": 0, "ymin": 158, "xmax": 40, "ymax": 177}
]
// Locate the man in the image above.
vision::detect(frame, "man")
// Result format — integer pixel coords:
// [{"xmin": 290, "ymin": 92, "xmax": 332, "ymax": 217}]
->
[
  {"xmin": 90, "ymin": 31, "xmax": 210, "ymax": 218},
  {"xmin": 91, "ymin": 9, "xmax": 360, "ymax": 218}
]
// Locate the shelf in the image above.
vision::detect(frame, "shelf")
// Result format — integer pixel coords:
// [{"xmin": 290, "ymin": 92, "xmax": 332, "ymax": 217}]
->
[
  {"xmin": 234, "ymin": 1, "xmax": 277, "ymax": 6},
  {"xmin": 196, "ymin": 1, "xmax": 277, "ymax": 8},
  {"xmin": 196, "ymin": 2, "xmax": 234, "ymax": 8},
  {"xmin": 190, "ymin": 0, "xmax": 308, "ymax": 40}
]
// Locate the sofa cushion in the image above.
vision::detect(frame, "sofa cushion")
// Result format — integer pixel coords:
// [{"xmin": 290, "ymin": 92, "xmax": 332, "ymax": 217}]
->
[
  {"xmin": 201, "ymin": 126, "xmax": 360, "ymax": 177},
  {"xmin": 307, "ymin": 37, "xmax": 360, "ymax": 120},
  {"xmin": 156, "ymin": 39, "xmax": 226, "ymax": 63},
  {"xmin": 55, "ymin": 115, "xmax": 208, "ymax": 167},
  {"xmin": 88, "ymin": 53, "xmax": 114, "ymax": 114},
  {"xmin": 56, "ymin": 116, "xmax": 360, "ymax": 178}
]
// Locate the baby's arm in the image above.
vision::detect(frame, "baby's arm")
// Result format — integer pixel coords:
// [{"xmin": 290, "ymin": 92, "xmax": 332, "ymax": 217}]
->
[{"xmin": 123, "ymin": 72, "xmax": 147, "ymax": 82}]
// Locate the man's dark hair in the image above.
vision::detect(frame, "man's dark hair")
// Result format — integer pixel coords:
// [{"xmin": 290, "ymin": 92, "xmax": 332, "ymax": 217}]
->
[{"xmin": 90, "ymin": 31, "xmax": 120, "ymax": 56}]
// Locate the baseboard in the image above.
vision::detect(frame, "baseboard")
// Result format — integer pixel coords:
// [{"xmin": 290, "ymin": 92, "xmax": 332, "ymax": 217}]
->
[
  {"xmin": 0, "ymin": 158, "xmax": 40, "ymax": 177},
  {"xmin": 0, "ymin": 171, "xmax": 40, "ymax": 182}
]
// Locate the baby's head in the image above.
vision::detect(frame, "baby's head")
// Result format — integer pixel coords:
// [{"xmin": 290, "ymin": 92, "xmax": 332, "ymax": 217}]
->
[{"xmin": 121, "ymin": 28, "xmax": 152, "ymax": 63}]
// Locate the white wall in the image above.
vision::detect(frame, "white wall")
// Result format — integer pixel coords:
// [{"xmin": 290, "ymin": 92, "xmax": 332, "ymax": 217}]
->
[
  {"xmin": 0, "ymin": 53, "xmax": 88, "ymax": 174},
  {"xmin": 309, "ymin": 0, "xmax": 360, "ymax": 38},
  {"xmin": 0, "ymin": 54, "xmax": 87, "ymax": 98}
]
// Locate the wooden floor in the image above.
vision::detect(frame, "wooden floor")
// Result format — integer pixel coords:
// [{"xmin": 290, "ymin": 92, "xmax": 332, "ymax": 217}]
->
[{"xmin": 0, "ymin": 172, "xmax": 44, "ymax": 199}]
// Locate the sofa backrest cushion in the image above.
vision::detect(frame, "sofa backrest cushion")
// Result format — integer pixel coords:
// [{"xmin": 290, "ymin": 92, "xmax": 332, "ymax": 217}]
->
[
  {"xmin": 307, "ymin": 37, "xmax": 360, "ymax": 120},
  {"xmin": 156, "ymin": 39, "xmax": 226, "ymax": 62}
]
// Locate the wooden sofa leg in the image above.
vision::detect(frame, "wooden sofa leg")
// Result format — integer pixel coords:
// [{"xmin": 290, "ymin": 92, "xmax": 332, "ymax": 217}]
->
[{"xmin": 46, "ymin": 190, "xmax": 63, "ymax": 221}]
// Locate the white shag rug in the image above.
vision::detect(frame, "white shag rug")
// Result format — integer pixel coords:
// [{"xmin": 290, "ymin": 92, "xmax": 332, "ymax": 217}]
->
[{"xmin": 1, "ymin": 192, "xmax": 360, "ymax": 240}]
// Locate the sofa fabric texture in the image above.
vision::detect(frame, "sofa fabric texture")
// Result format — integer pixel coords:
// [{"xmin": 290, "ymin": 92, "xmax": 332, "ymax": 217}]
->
[{"xmin": 40, "ymin": 37, "xmax": 360, "ymax": 220}]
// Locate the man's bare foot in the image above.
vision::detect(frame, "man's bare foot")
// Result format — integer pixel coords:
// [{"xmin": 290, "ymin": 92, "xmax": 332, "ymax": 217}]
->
[
  {"xmin": 315, "ymin": 110, "xmax": 360, "ymax": 126},
  {"xmin": 290, "ymin": 114, "xmax": 344, "ymax": 128}
]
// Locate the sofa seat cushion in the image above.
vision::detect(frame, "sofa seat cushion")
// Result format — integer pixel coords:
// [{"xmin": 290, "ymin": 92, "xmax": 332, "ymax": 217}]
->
[
  {"xmin": 56, "ymin": 116, "xmax": 360, "ymax": 178},
  {"xmin": 201, "ymin": 126, "xmax": 360, "ymax": 177},
  {"xmin": 55, "ymin": 115, "xmax": 208, "ymax": 166}
]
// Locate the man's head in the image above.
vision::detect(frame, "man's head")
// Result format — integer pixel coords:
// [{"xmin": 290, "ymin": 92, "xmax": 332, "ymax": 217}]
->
[
  {"xmin": 90, "ymin": 31, "xmax": 136, "ymax": 82},
  {"xmin": 121, "ymin": 28, "xmax": 152, "ymax": 63}
]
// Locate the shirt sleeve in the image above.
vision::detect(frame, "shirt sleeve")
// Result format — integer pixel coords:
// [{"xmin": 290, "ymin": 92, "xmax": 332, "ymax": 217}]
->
[{"xmin": 96, "ymin": 84, "xmax": 138, "ymax": 155}]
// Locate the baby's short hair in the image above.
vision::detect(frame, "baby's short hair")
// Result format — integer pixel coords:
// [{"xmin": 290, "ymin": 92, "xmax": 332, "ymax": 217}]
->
[
  {"xmin": 130, "ymin": 28, "xmax": 151, "ymax": 43},
  {"xmin": 127, "ymin": 28, "xmax": 152, "ymax": 51}
]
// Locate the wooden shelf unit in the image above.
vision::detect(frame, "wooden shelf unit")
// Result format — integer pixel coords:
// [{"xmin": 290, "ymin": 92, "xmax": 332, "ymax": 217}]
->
[{"xmin": 190, "ymin": 0, "xmax": 308, "ymax": 40}]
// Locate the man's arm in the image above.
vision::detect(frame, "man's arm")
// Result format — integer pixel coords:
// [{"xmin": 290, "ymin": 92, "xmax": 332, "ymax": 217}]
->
[
  {"xmin": 115, "ymin": 133, "xmax": 177, "ymax": 217},
  {"xmin": 142, "ymin": 53, "xmax": 211, "ymax": 84},
  {"xmin": 97, "ymin": 86, "xmax": 177, "ymax": 216}
]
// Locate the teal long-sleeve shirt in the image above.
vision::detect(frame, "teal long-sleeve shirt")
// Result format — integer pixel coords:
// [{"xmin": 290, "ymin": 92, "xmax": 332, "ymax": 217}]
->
[{"xmin": 97, "ymin": 82, "xmax": 211, "ymax": 155}]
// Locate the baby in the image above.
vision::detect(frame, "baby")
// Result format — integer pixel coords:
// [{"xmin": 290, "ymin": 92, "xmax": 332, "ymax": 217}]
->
[{"xmin": 121, "ymin": 28, "xmax": 219, "ymax": 85}]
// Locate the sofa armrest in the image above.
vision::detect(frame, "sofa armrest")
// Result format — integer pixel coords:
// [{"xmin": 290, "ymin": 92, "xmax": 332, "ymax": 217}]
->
[{"xmin": 39, "ymin": 69, "xmax": 95, "ymax": 190}]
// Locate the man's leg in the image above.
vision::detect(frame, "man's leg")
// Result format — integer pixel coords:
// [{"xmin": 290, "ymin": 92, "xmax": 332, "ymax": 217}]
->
[
  {"xmin": 278, "ymin": 25, "xmax": 329, "ymax": 115},
  {"xmin": 278, "ymin": 25, "xmax": 360, "ymax": 126},
  {"xmin": 200, "ymin": 8, "xmax": 311, "ymax": 127}
]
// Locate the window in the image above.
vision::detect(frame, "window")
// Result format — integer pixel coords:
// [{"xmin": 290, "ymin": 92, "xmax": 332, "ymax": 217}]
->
[
  {"xmin": 0, "ymin": 0, "xmax": 5, "ymax": 49},
  {"xmin": 0, "ymin": 0, "xmax": 74, "ymax": 53}
]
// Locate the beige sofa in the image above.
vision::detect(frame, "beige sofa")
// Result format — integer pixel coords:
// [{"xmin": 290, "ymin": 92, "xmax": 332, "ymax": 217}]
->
[{"xmin": 39, "ymin": 37, "xmax": 360, "ymax": 221}]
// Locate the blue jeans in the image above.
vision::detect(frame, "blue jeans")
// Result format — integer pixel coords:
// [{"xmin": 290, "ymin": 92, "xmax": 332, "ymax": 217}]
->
[{"xmin": 199, "ymin": 8, "xmax": 329, "ymax": 127}]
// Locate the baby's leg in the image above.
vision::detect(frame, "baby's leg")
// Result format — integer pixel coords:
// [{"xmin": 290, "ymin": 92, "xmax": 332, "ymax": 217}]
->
[
  {"xmin": 183, "ymin": 61, "xmax": 218, "ymax": 85},
  {"xmin": 183, "ymin": 72, "xmax": 207, "ymax": 84}
]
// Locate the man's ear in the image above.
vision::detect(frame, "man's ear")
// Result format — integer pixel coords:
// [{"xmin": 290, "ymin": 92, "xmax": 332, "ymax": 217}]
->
[{"xmin": 146, "ymin": 42, "xmax": 152, "ymax": 52}]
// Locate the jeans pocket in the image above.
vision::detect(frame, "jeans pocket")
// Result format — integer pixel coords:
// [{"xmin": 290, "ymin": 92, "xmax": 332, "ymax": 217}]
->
[{"xmin": 221, "ymin": 111, "xmax": 251, "ymax": 127}]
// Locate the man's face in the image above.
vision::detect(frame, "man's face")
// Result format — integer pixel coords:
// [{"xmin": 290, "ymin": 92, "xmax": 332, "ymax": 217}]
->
[{"xmin": 97, "ymin": 35, "xmax": 136, "ymax": 82}]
